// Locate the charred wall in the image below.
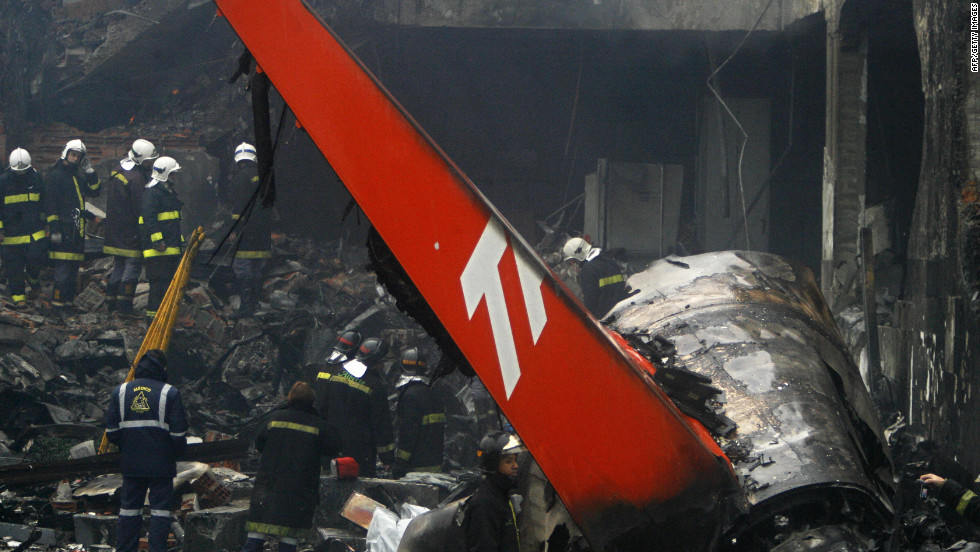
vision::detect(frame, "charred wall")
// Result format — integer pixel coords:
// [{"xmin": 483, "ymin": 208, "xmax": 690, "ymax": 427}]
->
[{"xmin": 892, "ymin": 0, "xmax": 980, "ymax": 472}]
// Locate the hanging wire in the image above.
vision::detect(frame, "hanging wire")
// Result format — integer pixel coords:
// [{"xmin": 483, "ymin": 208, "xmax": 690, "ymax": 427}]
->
[{"xmin": 705, "ymin": 0, "xmax": 776, "ymax": 251}]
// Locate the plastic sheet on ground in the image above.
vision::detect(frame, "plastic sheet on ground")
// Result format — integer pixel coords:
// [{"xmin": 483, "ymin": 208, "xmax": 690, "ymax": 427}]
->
[{"xmin": 365, "ymin": 503, "xmax": 429, "ymax": 552}]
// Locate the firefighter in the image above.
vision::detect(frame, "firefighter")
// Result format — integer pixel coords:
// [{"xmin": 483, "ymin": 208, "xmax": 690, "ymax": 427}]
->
[
  {"xmin": 140, "ymin": 157, "xmax": 184, "ymax": 319},
  {"xmin": 463, "ymin": 431, "xmax": 526, "ymax": 552},
  {"xmin": 105, "ymin": 350, "xmax": 188, "ymax": 552},
  {"xmin": 392, "ymin": 347, "xmax": 445, "ymax": 478},
  {"xmin": 920, "ymin": 473, "xmax": 980, "ymax": 525},
  {"xmin": 0, "ymin": 149, "xmax": 47, "ymax": 308},
  {"xmin": 227, "ymin": 142, "xmax": 272, "ymax": 318},
  {"xmin": 44, "ymin": 139, "xmax": 100, "ymax": 308},
  {"xmin": 315, "ymin": 336, "xmax": 394, "ymax": 477},
  {"xmin": 562, "ymin": 237, "xmax": 630, "ymax": 318},
  {"xmin": 105, "ymin": 139, "xmax": 157, "ymax": 315},
  {"xmin": 241, "ymin": 381, "xmax": 341, "ymax": 552}
]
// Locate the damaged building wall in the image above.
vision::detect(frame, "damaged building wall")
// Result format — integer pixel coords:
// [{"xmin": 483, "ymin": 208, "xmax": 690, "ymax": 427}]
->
[{"xmin": 888, "ymin": 0, "xmax": 980, "ymax": 472}]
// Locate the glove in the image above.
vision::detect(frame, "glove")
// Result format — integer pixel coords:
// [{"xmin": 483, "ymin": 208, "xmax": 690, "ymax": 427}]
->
[
  {"xmin": 80, "ymin": 157, "xmax": 94, "ymax": 174},
  {"xmin": 154, "ymin": 241, "xmax": 166, "ymax": 252},
  {"xmin": 50, "ymin": 233, "xmax": 62, "ymax": 245}
]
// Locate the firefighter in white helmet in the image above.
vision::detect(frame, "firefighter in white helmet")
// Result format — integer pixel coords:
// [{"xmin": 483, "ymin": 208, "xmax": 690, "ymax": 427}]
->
[
  {"xmin": 226, "ymin": 142, "xmax": 272, "ymax": 318},
  {"xmin": 104, "ymin": 139, "xmax": 158, "ymax": 315},
  {"xmin": 562, "ymin": 236, "xmax": 630, "ymax": 318},
  {"xmin": 0, "ymin": 149, "xmax": 47, "ymax": 307},
  {"xmin": 139, "ymin": 157, "xmax": 184, "ymax": 319},
  {"xmin": 44, "ymin": 139, "xmax": 101, "ymax": 308}
]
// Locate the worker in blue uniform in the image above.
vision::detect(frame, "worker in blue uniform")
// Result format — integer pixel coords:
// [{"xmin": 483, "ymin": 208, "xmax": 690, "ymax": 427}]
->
[{"xmin": 105, "ymin": 350, "xmax": 188, "ymax": 552}]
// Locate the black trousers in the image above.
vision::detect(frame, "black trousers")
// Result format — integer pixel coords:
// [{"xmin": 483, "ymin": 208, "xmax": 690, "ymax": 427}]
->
[
  {"xmin": 144, "ymin": 256, "xmax": 180, "ymax": 318},
  {"xmin": 2, "ymin": 240, "xmax": 46, "ymax": 301}
]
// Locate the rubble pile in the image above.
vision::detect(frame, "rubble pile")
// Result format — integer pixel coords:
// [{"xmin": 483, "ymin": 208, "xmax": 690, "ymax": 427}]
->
[{"xmin": 0, "ymin": 232, "xmax": 487, "ymax": 551}]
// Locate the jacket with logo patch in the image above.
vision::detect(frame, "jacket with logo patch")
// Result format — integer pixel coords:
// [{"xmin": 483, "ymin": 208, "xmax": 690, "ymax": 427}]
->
[{"xmin": 105, "ymin": 360, "xmax": 188, "ymax": 478}]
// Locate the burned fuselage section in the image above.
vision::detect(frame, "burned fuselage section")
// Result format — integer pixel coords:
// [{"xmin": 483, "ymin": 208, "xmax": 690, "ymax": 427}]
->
[{"xmin": 607, "ymin": 251, "xmax": 895, "ymax": 550}]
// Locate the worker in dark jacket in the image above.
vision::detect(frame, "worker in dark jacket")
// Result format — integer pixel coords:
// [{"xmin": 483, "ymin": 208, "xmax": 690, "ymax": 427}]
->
[
  {"xmin": 227, "ymin": 142, "xmax": 272, "ymax": 318},
  {"xmin": 920, "ymin": 473, "xmax": 980, "ymax": 525},
  {"xmin": 392, "ymin": 347, "xmax": 445, "ymax": 478},
  {"xmin": 315, "ymin": 336, "xmax": 394, "ymax": 477},
  {"xmin": 463, "ymin": 431, "xmax": 526, "ymax": 552},
  {"xmin": 140, "ymin": 157, "xmax": 185, "ymax": 319},
  {"xmin": 242, "ymin": 381, "xmax": 341, "ymax": 552},
  {"xmin": 562, "ymin": 237, "xmax": 629, "ymax": 318},
  {"xmin": 105, "ymin": 139, "xmax": 157, "ymax": 314},
  {"xmin": 0, "ymin": 148, "xmax": 47, "ymax": 308},
  {"xmin": 44, "ymin": 139, "xmax": 100, "ymax": 308},
  {"xmin": 105, "ymin": 350, "xmax": 188, "ymax": 552}
]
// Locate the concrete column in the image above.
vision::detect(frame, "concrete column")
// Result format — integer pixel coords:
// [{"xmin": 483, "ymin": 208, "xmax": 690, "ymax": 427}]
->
[{"xmin": 822, "ymin": 17, "xmax": 868, "ymax": 313}]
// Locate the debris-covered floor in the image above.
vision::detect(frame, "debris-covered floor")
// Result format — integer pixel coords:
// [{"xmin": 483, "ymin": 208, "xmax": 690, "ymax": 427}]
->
[{"xmin": 0, "ymin": 230, "xmax": 502, "ymax": 552}]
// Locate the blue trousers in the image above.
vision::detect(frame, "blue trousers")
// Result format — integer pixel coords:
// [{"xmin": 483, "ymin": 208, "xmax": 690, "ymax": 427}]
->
[{"xmin": 117, "ymin": 476, "xmax": 173, "ymax": 552}]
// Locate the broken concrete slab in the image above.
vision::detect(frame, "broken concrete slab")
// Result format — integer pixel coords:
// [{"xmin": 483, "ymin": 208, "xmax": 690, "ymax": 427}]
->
[
  {"xmin": 183, "ymin": 504, "xmax": 248, "ymax": 552},
  {"xmin": 0, "ymin": 324, "xmax": 28, "ymax": 347},
  {"xmin": 0, "ymin": 521, "xmax": 61, "ymax": 547},
  {"xmin": 72, "ymin": 513, "xmax": 118, "ymax": 547}
]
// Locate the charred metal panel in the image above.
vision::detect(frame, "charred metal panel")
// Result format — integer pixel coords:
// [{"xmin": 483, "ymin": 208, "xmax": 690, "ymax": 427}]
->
[{"xmin": 607, "ymin": 251, "xmax": 894, "ymax": 536}]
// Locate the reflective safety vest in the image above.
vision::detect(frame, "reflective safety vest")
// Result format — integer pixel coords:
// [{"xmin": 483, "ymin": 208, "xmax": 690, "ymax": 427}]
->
[
  {"xmin": 44, "ymin": 161, "xmax": 100, "ymax": 259},
  {"xmin": 0, "ymin": 169, "xmax": 46, "ymax": 246},
  {"xmin": 140, "ymin": 183, "xmax": 184, "ymax": 258},
  {"xmin": 105, "ymin": 376, "xmax": 188, "ymax": 478},
  {"xmin": 104, "ymin": 162, "xmax": 148, "ymax": 258},
  {"xmin": 229, "ymin": 163, "xmax": 272, "ymax": 259}
]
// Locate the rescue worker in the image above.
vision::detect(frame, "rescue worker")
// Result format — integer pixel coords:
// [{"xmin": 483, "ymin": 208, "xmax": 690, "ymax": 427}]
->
[
  {"xmin": 0, "ymin": 148, "xmax": 47, "ymax": 307},
  {"xmin": 920, "ymin": 473, "xmax": 980, "ymax": 525},
  {"xmin": 315, "ymin": 336, "xmax": 394, "ymax": 477},
  {"xmin": 105, "ymin": 139, "xmax": 158, "ymax": 315},
  {"xmin": 392, "ymin": 347, "xmax": 445, "ymax": 478},
  {"xmin": 140, "ymin": 157, "xmax": 184, "ymax": 319},
  {"xmin": 326, "ymin": 328, "xmax": 362, "ymax": 366},
  {"xmin": 44, "ymin": 139, "xmax": 101, "ymax": 308},
  {"xmin": 562, "ymin": 237, "xmax": 630, "ymax": 318},
  {"xmin": 241, "ymin": 381, "xmax": 341, "ymax": 552},
  {"xmin": 105, "ymin": 350, "xmax": 188, "ymax": 552},
  {"xmin": 463, "ymin": 431, "xmax": 526, "ymax": 552},
  {"xmin": 227, "ymin": 142, "xmax": 272, "ymax": 318}
]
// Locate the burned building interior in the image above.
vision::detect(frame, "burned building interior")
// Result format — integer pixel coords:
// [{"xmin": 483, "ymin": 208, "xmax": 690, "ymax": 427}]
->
[{"xmin": 0, "ymin": 0, "xmax": 978, "ymax": 550}]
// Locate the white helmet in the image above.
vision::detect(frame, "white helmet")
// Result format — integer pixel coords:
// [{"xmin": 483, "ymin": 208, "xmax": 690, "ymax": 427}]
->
[
  {"xmin": 150, "ymin": 157, "xmax": 181, "ymax": 182},
  {"xmin": 234, "ymin": 142, "xmax": 257, "ymax": 163},
  {"xmin": 8, "ymin": 148, "xmax": 32, "ymax": 174},
  {"xmin": 562, "ymin": 237, "xmax": 592, "ymax": 262},
  {"xmin": 61, "ymin": 139, "xmax": 86, "ymax": 160},
  {"xmin": 130, "ymin": 139, "xmax": 158, "ymax": 164}
]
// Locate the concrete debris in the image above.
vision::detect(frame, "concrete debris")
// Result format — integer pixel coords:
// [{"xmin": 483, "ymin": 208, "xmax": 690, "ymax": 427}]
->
[
  {"xmin": 0, "ymin": 232, "xmax": 492, "ymax": 550},
  {"xmin": 183, "ymin": 504, "xmax": 248, "ymax": 552}
]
